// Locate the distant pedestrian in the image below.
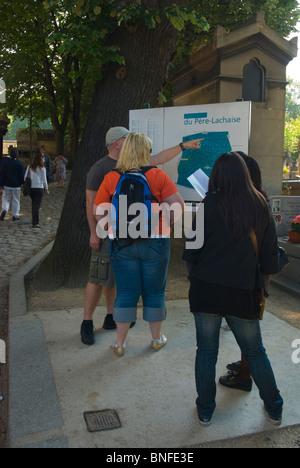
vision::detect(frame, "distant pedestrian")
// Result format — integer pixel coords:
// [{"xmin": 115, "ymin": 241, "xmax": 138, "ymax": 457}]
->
[
  {"xmin": 0, "ymin": 147, "xmax": 25, "ymax": 221},
  {"xmin": 54, "ymin": 154, "xmax": 68, "ymax": 187},
  {"xmin": 40, "ymin": 145, "xmax": 53, "ymax": 183},
  {"xmin": 25, "ymin": 151, "xmax": 49, "ymax": 228}
]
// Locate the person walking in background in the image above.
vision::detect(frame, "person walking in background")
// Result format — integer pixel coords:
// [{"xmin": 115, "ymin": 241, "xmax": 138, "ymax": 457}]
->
[
  {"xmin": 81, "ymin": 126, "xmax": 202, "ymax": 346},
  {"xmin": 183, "ymin": 152, "xmax": 283, "ymax": 427},
  {"xmin": 25, "ymin": 151, "xmax": 49, "ymax": 228},
  {"xmin": 40, "ymin": 145, "xmax": 53, "ymax": 183},
  {"xmin": 94, "ymin": 132, "xmax": 185, "ymax": 356},
  {"xmin": 0, "ymin": 147, "xmax": 25, "ymax": 221},
  {"xmin": 54, "ymin": 154, "xmax": 68, "ymax": 187}
]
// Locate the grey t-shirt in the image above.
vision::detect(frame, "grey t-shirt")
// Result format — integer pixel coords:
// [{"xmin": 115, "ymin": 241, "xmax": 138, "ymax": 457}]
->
[{"xmin": 86, "ymin": 155, "xmax": 117, "ymax": 191}]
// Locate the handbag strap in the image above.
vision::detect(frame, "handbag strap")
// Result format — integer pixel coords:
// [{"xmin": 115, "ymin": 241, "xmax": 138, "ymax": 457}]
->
[{"xmin": 249, "ymin": 228, "xmax": 259, "ymax": 259}]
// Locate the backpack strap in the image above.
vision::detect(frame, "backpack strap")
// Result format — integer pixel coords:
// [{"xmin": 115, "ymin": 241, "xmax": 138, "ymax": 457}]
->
[
  {"xmin": 141, "ymin": 165, "xmax": 157, "ymax": 173},
  {"xmin": 112, "ymin": 166, "xmax": 156, "ymax": 174},
  {"xmin": 140, "ymin": 166, "xmax": 160, "ymax": 204}
]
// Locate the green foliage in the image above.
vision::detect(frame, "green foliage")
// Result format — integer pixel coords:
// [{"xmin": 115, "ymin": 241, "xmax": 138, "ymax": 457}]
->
[
  {"xmin": 4, "ymin": 116, "xmax": 52, "ymax": 140},
  {"xmin": 42, "ymin": 1, "xmax": 209, "ymax": 81},
  {"xmin": 285, "ymin": 117, "xmax": 300, "ymax": 161},
  {"xmin": 284, "ymin": 79, "xmax": 300, "ymax": 161},
  {"xmin": 1, "ymin": 0, "xmax": 299, "ymax": 154},
  {"xmin": 285, "ymin": 79, "xmax": 300, "ymax": 122},
  {"xmin": 175, "ymin": 0, "xmax": 300, "ymax": 62}
]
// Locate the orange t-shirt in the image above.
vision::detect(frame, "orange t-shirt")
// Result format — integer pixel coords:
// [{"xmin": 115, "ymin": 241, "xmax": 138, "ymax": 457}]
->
[{"xmin": 94, "ymin": 167, "xmax": 179, "ymax": 237}]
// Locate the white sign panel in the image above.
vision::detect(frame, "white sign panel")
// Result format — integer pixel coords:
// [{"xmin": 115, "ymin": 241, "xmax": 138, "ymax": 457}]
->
[
  {"xmin": 130, "ymin": 102, "xmax": 251, "ymax": 201},
  {"xmin": 0, "ymin": 79, "xmax": 6, "ymax": 104}
]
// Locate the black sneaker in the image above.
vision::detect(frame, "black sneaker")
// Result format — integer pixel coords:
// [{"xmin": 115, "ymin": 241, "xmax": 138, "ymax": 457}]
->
[
  {"xmin": 0, "ymin": 210, "xmax": 6, "ymax": 221},
  {"xmin": 102, "ymin": 314, "xmax": 116, "ymax": 330},
  {"xmin": 196, "ymin": 410, "xmax": 211, "ymax": 427},
  {"xmin": 219, "ymin": 372, "xmax": 252, "ymax": 392},
  {"xmin": 13, "ymin": 216, "xmax": 20, "ymax": 221},
  {"xmin": 81, "ymin": 320, "xmax": 95, "ymax": 345},
  {"xmin": 226, "ymin": 360, "xmax": 241, "ymax": 374}
]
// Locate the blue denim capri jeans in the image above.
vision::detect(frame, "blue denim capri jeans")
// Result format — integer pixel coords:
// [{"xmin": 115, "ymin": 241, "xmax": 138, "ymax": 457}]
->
[
  {"xmin": 109, "ymin": 238, "xmax": 170, "ymax": 323},
  {"xmin": 193, "ymin": 312, "xmax": 283, "ymax": 421}
]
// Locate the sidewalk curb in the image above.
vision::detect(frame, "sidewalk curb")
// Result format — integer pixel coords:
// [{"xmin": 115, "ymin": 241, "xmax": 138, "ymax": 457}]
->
[
  {"xmin": 8, "ymin": 240, "xmax": 67, "ymax": 448},
  {"xmin": 9, "ymin": 241, "xmax": 54, "ymax": 318}
]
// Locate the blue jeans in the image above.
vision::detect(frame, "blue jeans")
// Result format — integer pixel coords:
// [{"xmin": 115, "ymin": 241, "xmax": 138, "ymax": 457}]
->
[
  {"xmin": 109, "ymin": 238, "xmax": 170, "ymax": 323},
  {"xmin": 193, "ymin": 313, "xmax": 283, "ymax": 420}
]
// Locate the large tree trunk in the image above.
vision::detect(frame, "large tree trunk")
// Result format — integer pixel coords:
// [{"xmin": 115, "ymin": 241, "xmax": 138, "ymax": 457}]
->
[
  {"xmin": 69, "ymin": 59, "xmax": 84, "ymax": 165},
  {"xmin": 35, "ymin": 3, "xmax": 187, "ymax": 289}
]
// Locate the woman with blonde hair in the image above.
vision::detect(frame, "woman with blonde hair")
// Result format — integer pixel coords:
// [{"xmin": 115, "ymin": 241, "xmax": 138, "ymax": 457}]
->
[
  {"xmin": 94, "ymin": 132, "xmax": 185, "ymax": 356},
  {"xmin": 116, "ymin": 132, "xmax": 152, "ymax": 172}
]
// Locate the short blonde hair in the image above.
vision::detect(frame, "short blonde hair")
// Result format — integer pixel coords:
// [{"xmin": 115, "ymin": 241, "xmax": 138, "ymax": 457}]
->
[{"xmin": 116, "ymin": 132, "xmax": 152, "ymax": 173}]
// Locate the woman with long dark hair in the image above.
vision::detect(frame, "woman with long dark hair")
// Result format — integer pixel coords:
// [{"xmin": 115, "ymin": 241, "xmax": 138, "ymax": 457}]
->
[
  {"xmin": 183, "ymin": 152, "xmax": 283, "ymax": 426},
  {"xmin": 219, "ymin": 152, "xmax": 269, "ymax": 391},
  {"xmin": 25, "ymin": 151, "xmax": 49, "ymax": 228}
]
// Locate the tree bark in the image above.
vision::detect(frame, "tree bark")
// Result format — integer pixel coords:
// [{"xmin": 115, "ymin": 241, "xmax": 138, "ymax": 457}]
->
[
  {"xmin": 35, "ymin": 2, "xmax": 187, "ymax": 289},
  {"xmin": 69, "ymin": 59, "xmax": 84, "ymax": 165}
]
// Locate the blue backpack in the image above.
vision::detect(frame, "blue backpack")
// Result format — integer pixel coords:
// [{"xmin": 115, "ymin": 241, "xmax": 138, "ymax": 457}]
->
[{"xmin": 111, "ymin": 166, "xmax": 160, "ymax": 243}]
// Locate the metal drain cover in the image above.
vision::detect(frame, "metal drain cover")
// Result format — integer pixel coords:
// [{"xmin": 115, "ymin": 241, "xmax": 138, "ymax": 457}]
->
[{"xmin": 83, "ymin": 409, "xmax": 121, "ymax": 432}]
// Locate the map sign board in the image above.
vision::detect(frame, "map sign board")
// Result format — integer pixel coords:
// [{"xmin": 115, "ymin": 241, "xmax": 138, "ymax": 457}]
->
[{"xmin": 130, "ymin": 102, "xmax": 251, "ymax": 202}]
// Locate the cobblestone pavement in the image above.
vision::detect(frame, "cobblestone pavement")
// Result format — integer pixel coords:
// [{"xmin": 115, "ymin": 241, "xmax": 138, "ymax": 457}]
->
[{"xmin": 0, "ymin": 183, "xmax": 68, "ymax": 281}]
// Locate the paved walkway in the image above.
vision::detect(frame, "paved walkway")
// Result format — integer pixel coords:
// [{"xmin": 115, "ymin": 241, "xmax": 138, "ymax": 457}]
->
[{"xmin": 1, "ymin": 180, "xmax": 300, "ymax": 449}]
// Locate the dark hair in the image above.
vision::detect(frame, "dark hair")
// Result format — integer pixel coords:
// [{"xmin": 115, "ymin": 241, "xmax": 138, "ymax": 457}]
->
[
  {"xmin": 208, "ymin": 152, "xmax": 269, "ymax": 238},
  {"xmin": 30, "ymin": 151, "xmax": 44, "ymax": 171},
  {"xmin": 236, "ymin": 151, "xmax": 270, "ymax": 203},
  {"xmin": 10, "ymin": 147, "xmax": 18, "ymax": 159},
  {"xmin": 235, "ymin": 151, "xmax": 262, "ymax": 192}
]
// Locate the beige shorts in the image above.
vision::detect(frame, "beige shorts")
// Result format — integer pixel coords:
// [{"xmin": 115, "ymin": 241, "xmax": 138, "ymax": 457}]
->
[{"xmin": 88, "ymin": 238, "xmax": 116, "ymax": 288}]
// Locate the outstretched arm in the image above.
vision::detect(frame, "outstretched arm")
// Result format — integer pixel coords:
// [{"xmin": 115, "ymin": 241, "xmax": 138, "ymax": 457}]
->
[{"xmin": 150, "ymin": 139, "xmax": 203, "ymax": 166}]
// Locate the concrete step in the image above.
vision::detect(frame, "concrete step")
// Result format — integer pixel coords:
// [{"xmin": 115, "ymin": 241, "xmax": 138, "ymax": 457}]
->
[
  {"xmin": 271, "ymin": 237, "xmax": 300, "ymax": 297},
  {"xmin": 271, "ymin": 275, "xmax": 300, "ymax": 297}
]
